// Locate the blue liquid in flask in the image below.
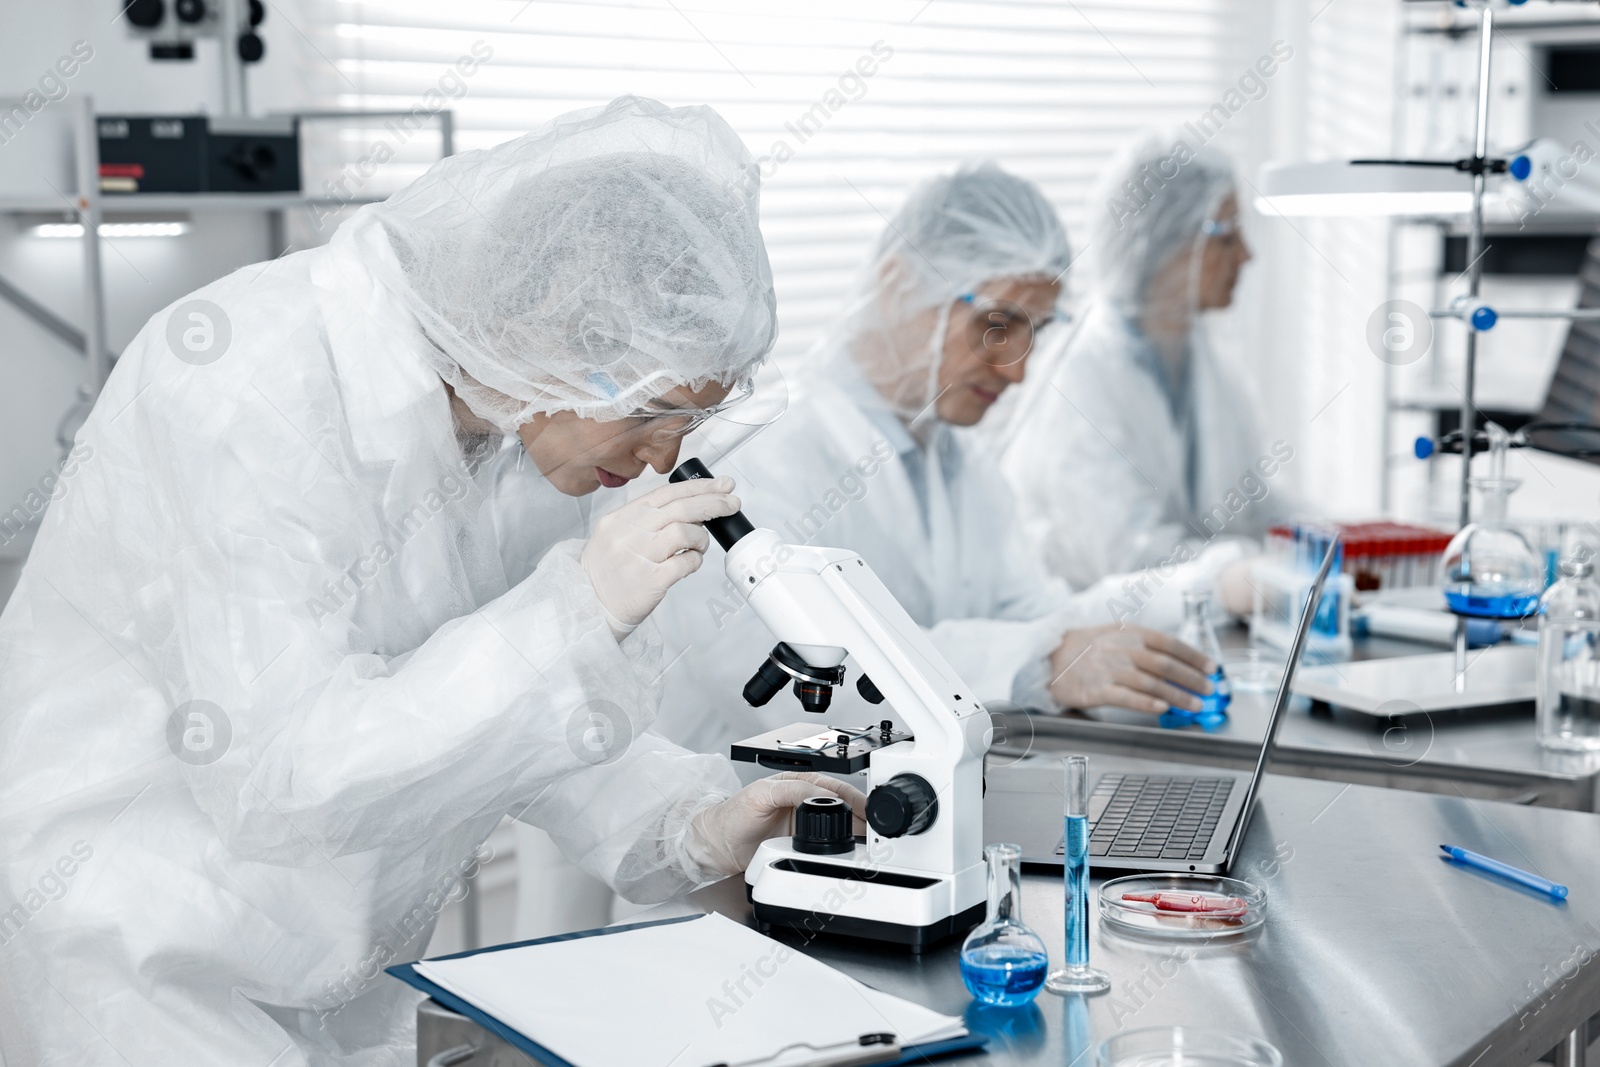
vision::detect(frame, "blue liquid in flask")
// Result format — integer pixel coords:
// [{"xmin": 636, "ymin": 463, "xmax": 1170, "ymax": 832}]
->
[
  {"xmin": 1162, "ymin": 668, "xmax": 1231, "ymax": 730},
  {"xmin": 959, "ymin": 843, "xmax": 1048, "ymax": 1007},
  {"xmin": 1446, "ymin": 588, "xmax": 1540, "ymax": 619},
  {"xmin": 1064, "ymin": 814, "xmax": 1090, "ymax": 966},
  {"xmin": 959, "ymin": 946, "xmax": 1049, "ymax": 1007}
]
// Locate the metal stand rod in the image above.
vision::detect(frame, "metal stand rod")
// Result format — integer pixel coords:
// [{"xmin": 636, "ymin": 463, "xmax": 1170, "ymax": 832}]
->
[
  {"xmin": 71, "ymin": 93, "xmax": 108, "ymax": 398},
  {"xmin": 1457, "ymin": 2, "xmax": 1493, "ymax": 532},
  {"xmin": 1453, "ymin": 616, "xmax": 1468, "ymax": 694},
  {"xmin": 219, "ymin": 0, "xmax": 246, "ymax": 116},
  {"xmin": 1554, "ymin": 1024, "xmax": 1586, "ymax": 1067},
  {"xmin": 1445, "ymin": 4, "xmax": 1494, "ymax": 696},
  {"xmin": 1431, "ymin": 308, "xmax": 1600, "ymax": 321}
]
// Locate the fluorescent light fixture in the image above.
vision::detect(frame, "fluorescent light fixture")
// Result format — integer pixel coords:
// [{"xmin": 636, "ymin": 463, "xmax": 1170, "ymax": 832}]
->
[
  {"xmin": 32, "ymin": 222, "xmax": 190, "ymax": 238},
  {"xmin": 1254, "ymin": 161, "xmax": 1475, "ymax": 217}
]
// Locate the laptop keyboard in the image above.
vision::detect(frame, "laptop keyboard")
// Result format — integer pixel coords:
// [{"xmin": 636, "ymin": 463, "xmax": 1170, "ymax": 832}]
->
[{"xmin": 1055, "ymin": 774, "xmax": 1235, "ymax": 862}]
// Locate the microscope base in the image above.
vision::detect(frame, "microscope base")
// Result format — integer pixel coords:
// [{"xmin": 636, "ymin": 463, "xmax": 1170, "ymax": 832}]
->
[
  {"xmin": 749, "ymin": 893, "xmax": 984, "ymax": 953},
  {"xmin": 743, "ymin": 840, "xmax": 985, "ymax": 952}
]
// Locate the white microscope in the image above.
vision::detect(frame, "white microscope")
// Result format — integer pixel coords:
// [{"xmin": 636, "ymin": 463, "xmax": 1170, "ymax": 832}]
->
[{"xmin": 670, "ymin": 459, "xmax": 991, "ymax": 951}]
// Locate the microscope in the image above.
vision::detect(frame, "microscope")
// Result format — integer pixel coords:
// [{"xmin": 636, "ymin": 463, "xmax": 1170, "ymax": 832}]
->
[{"xmin": 670, "ymin": 459, "xmax": 991, "ymax": 951}]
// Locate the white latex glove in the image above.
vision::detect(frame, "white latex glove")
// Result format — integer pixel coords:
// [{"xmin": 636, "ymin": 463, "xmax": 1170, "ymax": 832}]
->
[
  {"xmin": 685, "ymin": 772, "xmax": 869, "ymax": 878},
  {"xmin": 579, "ymin": 476, "xmax": 741, "ymax": 640},
  {"xmin": 1048, "ymin": 624, "xmax": 1217, "ymax": 715}
]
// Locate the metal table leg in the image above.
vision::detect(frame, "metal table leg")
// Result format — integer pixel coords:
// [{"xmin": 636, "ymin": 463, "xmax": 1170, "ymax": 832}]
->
[{"xmin": 1555, "ymin": 1024, "xmax": 1587, "ymax": 1067}]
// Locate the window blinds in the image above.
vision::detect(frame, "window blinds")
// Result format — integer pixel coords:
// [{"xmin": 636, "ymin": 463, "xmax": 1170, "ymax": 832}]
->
[{"xmin": 303, "ymin": 0, "xmax": 1246, "ymax": 362}]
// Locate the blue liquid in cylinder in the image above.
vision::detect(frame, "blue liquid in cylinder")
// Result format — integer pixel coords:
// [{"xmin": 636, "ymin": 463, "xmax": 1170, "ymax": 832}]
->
[
  {"xmin": 1064, "ymin": 814, "xmax": 1090, "ymax": 966},
  {"xmin": 959, "ymin": 946, "xmax": 1048, "ymax": 1007}
]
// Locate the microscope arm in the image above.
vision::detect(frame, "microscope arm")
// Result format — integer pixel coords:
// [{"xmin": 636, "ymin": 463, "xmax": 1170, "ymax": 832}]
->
[{"xmin": 725, "ymin": 527, "xmax": 991, "ymax": 878}]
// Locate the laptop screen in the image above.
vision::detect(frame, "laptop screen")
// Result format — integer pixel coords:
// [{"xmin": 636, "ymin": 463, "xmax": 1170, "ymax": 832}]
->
[{"xmin": 1222, "ymin": 539, "xmax": 1340, "ymax": 858}]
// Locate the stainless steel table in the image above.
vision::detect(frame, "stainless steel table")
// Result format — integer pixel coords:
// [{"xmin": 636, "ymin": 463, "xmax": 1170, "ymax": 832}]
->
[
  {"xmin": 416, "ymin": 756, "xmax": 1600, "ymax": 1067},
  {"xmin": 992, "ymin": 627, "xmax": 1600, "ymax": 812}
]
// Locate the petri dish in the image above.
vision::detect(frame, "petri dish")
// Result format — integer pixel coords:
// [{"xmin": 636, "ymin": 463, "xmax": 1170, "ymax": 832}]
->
[
  {"xmin": 1099, "ymin": 874, "xmax": 1266, "ymax": 939},
  {"xmin": 1221, "ymin": 648, "xmax": 1285, "ymax": 693},
  {"xmin": 1097, "ymin": 1026, "xmax": 1282, "ymax": 1066}
]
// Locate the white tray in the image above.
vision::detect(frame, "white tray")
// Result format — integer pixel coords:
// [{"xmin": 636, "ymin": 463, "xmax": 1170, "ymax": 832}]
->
[{"xmin": 1293, "ymin": 644, "xmax": 1536, "ymax": 716}]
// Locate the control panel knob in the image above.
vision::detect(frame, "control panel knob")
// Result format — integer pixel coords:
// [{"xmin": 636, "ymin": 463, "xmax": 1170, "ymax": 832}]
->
[
  {"xmin": 866, "ymin": 773, "xmax": 938, "ymax": 838},
  {"xmin": 792, "ymin": 796, "xmax": 854, "ymax": 855}
]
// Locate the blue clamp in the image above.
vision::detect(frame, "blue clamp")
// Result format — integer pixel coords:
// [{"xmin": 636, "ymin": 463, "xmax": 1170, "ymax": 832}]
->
[
  {"xmin": 1414, "ymin": 436, "xmax": 1435, "ymax": 460},
  {"xmin": 1470, "ymin": 304, "xmax": 1498, "ymax": 331},
  {"xmin": 1510, "ymin": 155, "xmax": 1533, "ymax": 181}
]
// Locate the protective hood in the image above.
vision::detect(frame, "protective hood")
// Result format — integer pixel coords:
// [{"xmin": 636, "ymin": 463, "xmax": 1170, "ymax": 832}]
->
[
  {"xmin": 1089, "ymin": 128, "xmax": 1237, "ymax": 319},
  {"xmin": 824, "ymin": 161, "xmax": 1072, "ymax": 423},
  {"xmin": 359, "ymin": 95, "xmax": 778, "ymax": 432}
]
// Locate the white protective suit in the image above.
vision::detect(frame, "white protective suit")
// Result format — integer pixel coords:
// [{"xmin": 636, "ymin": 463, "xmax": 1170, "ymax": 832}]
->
[
  {"xmin": 0, "ymin": 97, "xmax": 778, "ymax": 1066},
  {"xmin": 652, "ymin": 163, "xmax": 1181, "ymax": 766},
  {"xmin": 1001, "ymin": 133, "xmax": 1288, "ymax": 592}
]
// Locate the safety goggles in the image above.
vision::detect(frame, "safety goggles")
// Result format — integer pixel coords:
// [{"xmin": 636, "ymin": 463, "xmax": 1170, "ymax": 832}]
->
[
  {"xmin": 957, "ymin": 293, "xmax": 1062, "ymax": 368},
  {"xmin": 615, "ymin": 374, "xmax": 757, "ymax": 442},
  {"xmin": 1200, "ymin": 217, "xmax": 1242, "ymax": 241}
]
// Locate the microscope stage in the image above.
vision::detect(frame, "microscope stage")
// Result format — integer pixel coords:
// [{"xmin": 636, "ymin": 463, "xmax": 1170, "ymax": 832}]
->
[{"xmin": 731, "ymin": 722, "xmax": 913, "ymax": 774}]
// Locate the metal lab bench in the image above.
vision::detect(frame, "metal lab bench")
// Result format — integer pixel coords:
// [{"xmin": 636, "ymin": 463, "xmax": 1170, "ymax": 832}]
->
[
  {"xmin": 990, "ymin": 627, "xmax": 1600, "ymax": 812},
  {"xmin": 415, "ymin": 755, "xmax": 1600, "ymax": 1067}
]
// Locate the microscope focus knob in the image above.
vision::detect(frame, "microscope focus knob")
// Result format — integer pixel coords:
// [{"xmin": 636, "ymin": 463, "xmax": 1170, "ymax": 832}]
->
[
  {"xmin": 792, "ymin": 796, "xmax": 855, "ymax": 855},
  {"xmin": 866, "ymin": 774, "xmax": 938, "ymax": 838}
]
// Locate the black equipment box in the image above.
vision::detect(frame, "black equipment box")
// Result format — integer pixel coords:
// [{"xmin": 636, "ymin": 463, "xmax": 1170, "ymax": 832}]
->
[{"xmin": 97, "ymin": 114, "xmax": 300, "ymax": 194}]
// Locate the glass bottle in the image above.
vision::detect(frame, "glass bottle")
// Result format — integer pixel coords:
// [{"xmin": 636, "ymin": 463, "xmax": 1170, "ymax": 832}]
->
[
  {"xmin": 1045, "ymin": 755, "xmax": 1110, "ymax": 995},
  {"xmin": 1161, "ymin": 588, "xmax": 1231, "ymax": 730},
  {"xmin": 1441, "ymin": 423, "xmax": 1543, "ymax": 620},
  {"xmin": 959, "ymin": 843, "xmax": 1048, "ymax": 1007},
  {"xmin": 1538, "ymin": 558, "xmax": 1600, "ymax": 751}
]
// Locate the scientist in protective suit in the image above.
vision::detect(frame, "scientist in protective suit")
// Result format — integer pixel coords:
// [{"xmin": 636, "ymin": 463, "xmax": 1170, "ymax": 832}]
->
[
  {"xmin": 1001, "ymin": 132, "xmax": 1286, "ymax": 605},
  {"xmin": 0, "ymin": 96, "xmax": 862, "ymax": 1067},
  {"xmin": 650, "ymin": 162, "xmax": 1220, "ymax": 771}
]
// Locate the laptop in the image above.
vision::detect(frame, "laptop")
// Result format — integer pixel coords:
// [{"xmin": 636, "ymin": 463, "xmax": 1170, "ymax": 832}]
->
[{"xmin": 989, "ymin": 539, "xmax": 1338, "ymax": 875}]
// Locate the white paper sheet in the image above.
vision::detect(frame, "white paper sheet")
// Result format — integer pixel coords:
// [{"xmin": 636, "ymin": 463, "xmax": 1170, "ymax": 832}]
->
[{"xmin": 414, "ymin": 913, "xmax": 965, "ymax": 1067}]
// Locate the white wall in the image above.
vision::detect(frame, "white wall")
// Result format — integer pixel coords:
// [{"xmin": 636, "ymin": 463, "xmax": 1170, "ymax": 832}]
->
[{"xmin": 0, "ymin": 0, "xmax": 316, "ymax": 531}]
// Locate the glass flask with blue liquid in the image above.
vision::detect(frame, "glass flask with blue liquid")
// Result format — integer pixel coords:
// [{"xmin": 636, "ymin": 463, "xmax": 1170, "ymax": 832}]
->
[
  {"xmin": 1161, "ymin": 588, "xmax": 1232, "ymax": 730},
  {"xmin": 1441, "ymin": 423, "xmax": 1543, "ymax": 620},
  {"xmin": 959, "ymin": 844, "xmax": 1048, "ymax": 1007}
]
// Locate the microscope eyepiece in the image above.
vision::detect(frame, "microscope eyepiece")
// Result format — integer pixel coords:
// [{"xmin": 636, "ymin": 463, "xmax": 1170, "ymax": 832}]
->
[{"xmin": 669, "ymin": 458, "xmax": 755, "ymax": 550}]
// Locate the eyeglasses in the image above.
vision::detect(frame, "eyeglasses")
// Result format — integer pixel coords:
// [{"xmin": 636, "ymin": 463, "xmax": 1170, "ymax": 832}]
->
[
  {"xmin": 617, "ymin": 375, "xmax": 757, "ymax": 443},
  {"xmin": 1200, "ymin": 217, "xmax": 1242, "ymax": 242},
  {"xmin": 958, "ymin": 294, "xmax": 1059, "ymax": 368}
]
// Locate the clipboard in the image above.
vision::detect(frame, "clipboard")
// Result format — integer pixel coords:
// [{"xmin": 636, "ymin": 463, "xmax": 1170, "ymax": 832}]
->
[{"xmin": 387, "ymin": 913, "xmax": 988, "ymax": 1067}]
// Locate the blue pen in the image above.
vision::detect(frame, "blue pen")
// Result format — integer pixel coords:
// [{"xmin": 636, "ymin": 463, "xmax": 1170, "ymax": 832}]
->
[{"xmin": 1440, "ymin": 844, "xmax": 1569, "ymax": 901}]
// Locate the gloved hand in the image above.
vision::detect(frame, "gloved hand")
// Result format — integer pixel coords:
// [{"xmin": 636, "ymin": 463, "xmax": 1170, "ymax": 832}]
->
[
  {"xmin": 579, "ymin": 476, "xmax": 741, "ymax": 640},
  {"xmin": 1048, "ymin": 624, "xmax": 1216, "ymax": 715},
  {"xmin": 685, "ymin": 772, "xmax": 869, "ymax": 877}
]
